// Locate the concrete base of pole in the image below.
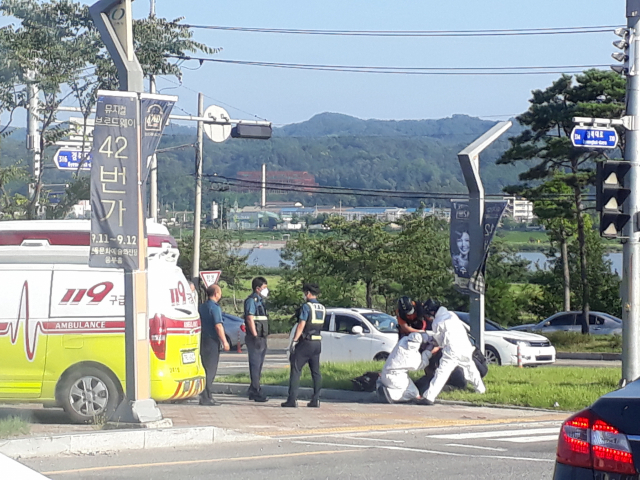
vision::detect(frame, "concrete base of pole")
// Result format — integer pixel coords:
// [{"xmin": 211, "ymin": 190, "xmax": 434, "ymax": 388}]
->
[{"xmin": 111, "ymin": 398, "xmax": 163, "ymax": 424}]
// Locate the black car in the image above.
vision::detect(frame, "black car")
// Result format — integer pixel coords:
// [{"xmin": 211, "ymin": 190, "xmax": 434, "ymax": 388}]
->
[{"xmin": 553, "ymin": 379, "xmax": 640, "ymax": 479}]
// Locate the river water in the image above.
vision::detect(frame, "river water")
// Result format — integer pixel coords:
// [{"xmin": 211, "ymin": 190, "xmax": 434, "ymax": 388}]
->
[{"xmin": 241, "ymin": 248, "xmax": 624, "ymax": 276}]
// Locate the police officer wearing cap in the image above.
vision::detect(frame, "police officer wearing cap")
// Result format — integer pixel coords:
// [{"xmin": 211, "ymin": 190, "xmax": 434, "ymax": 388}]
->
[
  {"xmin": 244, "ymin": 276, "xmax": 270, "ymax": 402},
  {"xmin": 282, "ymin": 283, "xmax": 325, "ymax": 408},
  {"xmin": 396, "ymin": 296, "xmax": 426, "ymax": 340}
]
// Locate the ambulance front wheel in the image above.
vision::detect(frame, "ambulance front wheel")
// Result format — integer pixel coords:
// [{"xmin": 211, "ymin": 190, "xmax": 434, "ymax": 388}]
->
[{"xmin": 58, "ymin": 366, "xmax": 121, "ymax": 424}]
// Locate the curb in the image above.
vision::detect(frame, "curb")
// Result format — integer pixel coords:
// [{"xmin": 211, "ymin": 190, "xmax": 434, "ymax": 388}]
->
[
  {"xmin": 211, "ymin": 382, "xmax": 376, "ymax": 403},
  {"xmin": 0, "ymin": 426, "xmax": 263, "ymax": 460},
  {"xmin": 556, "ymin": 352, "xmax": 621, "ymax": 361}
]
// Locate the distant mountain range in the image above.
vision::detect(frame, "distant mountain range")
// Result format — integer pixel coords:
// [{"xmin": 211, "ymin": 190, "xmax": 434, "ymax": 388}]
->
[{"xmin": 2, "ymin": 112, "xmax": 526, "ymax": 210}]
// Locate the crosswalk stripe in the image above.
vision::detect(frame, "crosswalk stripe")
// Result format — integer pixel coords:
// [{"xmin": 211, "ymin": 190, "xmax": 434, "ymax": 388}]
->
[
  {"xmin": 495, "ymin": 435, "xmax": 559, "ymax": 444},
  {"xmin": 426, "ymin": 427, "xmax": 559, "ymax": 440}
]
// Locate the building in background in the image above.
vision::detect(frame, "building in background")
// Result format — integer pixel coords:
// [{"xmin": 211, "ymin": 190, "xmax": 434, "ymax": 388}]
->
[
  {"xmin": 503, "ymin": 196, "xmax": 535, "ymax": 223},
  {"xmin": 236, "ymin": 171, "xmax": 319, "ymax": 193}
]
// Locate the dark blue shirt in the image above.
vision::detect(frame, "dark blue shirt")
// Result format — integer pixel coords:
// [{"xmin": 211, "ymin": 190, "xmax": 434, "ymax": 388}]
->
[
  {"xmin": 199, "ymin": 299, "xmax": 223, "ymax": 340},
  {"xmin": 299, "ymin": 298, "xmax": 320, "ymax": 322},
  {"xmin": 244, "ymin": 294, "xmax": 264, "ymax": 318}
]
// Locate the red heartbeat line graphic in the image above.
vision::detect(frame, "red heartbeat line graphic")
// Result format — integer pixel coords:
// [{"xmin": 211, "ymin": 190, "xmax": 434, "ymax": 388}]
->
[{"xmin": 0, "ymin": 281, "xmax": 41, "ymax": 362}]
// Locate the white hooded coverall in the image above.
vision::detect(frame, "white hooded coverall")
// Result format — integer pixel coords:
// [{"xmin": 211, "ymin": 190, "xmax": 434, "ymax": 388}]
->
[
  {"xmin": 424, "ymin": 307, "xmax": 486, "ymax": 403},
  {"xmin": 380, "ymin": 333, "xmax": 433, "ymax": 403}
]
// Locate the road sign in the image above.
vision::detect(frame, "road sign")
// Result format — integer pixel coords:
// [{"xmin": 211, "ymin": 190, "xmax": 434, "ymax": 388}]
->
[
  {"xmin": 203, "ymin": 105, "xmax": 231, "ymax": 143},
  {"xmin": 54, "ymin": 148, "xmax": 92, "ymax": 171},
  {"xmin": 200, "ymin": 270, "xmax": 222, "ymax": 288},
  {"xmin": 571, "ymin": 126, "xmax": 619, "ymax": 149}
]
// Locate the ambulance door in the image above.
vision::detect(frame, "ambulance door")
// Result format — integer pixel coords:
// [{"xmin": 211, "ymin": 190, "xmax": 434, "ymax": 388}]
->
[{"xmin": 0, "ymin": 266, "xmax": 52, "ymax": 398}]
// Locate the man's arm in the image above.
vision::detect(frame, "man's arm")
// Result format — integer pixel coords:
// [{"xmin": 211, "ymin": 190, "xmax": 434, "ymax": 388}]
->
[
  {"xmin": 293, "ymin": 320, "xmax": 306, "ymax": 342},
  {"xmin": 244, "ymin": 298, "xmax": 258, "ymax": 337},
  {"xmin": 215, "ymin": 323, "xmax": 230, "ymax": 351}
]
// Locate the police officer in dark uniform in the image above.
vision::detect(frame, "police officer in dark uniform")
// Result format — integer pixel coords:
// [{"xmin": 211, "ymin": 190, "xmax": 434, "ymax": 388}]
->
[
  {"xmin": 244, "ymin": 277, "xmax": 269, "ymax": 402},
  {"xmin": 282, "ymin": 283, "xmax": 325, "ymax": 408}
]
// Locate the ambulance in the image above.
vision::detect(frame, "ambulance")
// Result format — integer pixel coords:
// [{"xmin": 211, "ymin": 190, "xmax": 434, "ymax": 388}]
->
[{"xmin": 0, "ymin": 220, "xmax": 205, "ymax": 423}]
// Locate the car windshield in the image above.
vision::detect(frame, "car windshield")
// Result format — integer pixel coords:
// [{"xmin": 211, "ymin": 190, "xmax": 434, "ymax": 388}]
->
[
  {"xmin": 361, "ymin": 312, "xmax": 398, "ymax": 333},
  {"xmin": 455, "ymin": 312, "xmax": 505, "ymax": 331}
]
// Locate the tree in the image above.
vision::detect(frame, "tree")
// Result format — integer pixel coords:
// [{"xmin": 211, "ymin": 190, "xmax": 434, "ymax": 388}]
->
[
  {"xmin": 178, "ymin": 229, "xmax": 254, "ymax": 312},
  {"xmin": 498, "ymin": 70, "xmax": 625, "ymax": 333},
  {"xmin": 0, "ymin": 0, "xmax": 218, "ymax": 218},
  {"xmin": 524, "ymin": 175, "xmax": 576, "ymax": 311}
]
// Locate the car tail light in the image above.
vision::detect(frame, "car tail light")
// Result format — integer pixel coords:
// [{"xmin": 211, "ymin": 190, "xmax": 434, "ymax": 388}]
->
[
  {"xmin": 240, "ymin": 324, "xmax": 246, "ymax": 333},
  {"xmin": 149, "ymin": 314, "xmax": 167, "ymax": 360},
  {"xmin": 557, "ymin": 409, "xmax": 636, "ymax": 475}
]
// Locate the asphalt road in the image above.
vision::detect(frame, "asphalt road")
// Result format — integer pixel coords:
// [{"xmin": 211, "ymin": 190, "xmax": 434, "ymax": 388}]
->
[
  {"xmin": 23, "ymin": 420, "xmax": 561, "ymax": 479},
  {"xmin": 217, "ymin": 350, "xmax": 620, "ymax": 377}
]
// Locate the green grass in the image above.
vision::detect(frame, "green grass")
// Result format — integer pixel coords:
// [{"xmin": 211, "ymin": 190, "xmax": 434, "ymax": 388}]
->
[
  {"xmin": 0, "ymin": 416, "xmax": 30, "ymax": 439},
  {"xmin": 217, "ymin": 362, "xmax": 620, "ymax": 411},
  {"xmin": 542, "ymin": 332, "xmax": 622, "ymax": 353}
]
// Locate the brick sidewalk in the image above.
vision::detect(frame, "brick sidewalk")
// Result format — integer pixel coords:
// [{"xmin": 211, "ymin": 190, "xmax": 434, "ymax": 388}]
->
[
  {"xmin": 160, "ymin": 396, "xmax": 568, "ymax": 437},
  {"xmin": 0, "ymin": 397, "xmax": 569, "ymax": 440}
]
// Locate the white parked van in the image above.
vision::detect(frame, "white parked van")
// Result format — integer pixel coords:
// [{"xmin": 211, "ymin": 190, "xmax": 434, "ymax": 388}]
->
[{"xmin": 0, "ymin": 220, "xmax": 205, "ymax": 422}]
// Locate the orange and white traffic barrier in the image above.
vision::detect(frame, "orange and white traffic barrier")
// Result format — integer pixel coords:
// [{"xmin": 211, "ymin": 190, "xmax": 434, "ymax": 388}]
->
[{"xmin": 517, "ymin": 343, "xmax": 523, "ymax": 368}]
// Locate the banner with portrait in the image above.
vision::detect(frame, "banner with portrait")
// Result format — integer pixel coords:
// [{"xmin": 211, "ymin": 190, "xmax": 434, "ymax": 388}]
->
[{"xmin": 450, "ymin": 200, "xmax": 508, "ymax": 294}]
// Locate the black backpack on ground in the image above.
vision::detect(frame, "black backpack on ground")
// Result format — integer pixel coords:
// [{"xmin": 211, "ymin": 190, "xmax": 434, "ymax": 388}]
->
[{"xmin": 351, "ymin": 371, "xmax": 380, "ymax": 392}]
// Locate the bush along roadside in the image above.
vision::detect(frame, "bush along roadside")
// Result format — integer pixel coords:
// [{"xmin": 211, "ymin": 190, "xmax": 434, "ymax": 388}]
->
[{"xmin": 541, "ymin": 331, "xmax": 622, "ymax": 353}]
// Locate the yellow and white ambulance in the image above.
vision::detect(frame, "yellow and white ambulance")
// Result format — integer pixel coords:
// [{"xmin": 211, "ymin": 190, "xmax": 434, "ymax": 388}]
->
[{"xmin": 0, "ymin": 220, "xmax": 205, "ymax": 422}]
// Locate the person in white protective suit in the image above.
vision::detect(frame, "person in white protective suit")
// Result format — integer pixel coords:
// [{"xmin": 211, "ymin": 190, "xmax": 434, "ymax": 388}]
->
[
  {"xmin": 378, "ymin": 332, "xmax": 439, "ymax": 404},
  {"xmin": 423, "ymin": 299, "xmax": 486, "ymax": 405}
]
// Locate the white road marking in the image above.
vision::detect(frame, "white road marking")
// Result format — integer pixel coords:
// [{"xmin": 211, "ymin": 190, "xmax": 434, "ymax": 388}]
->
[
  {"xmin": 496, "ymin": 435, "xmax": 559, "ymax": 444},
  {"xmin": 292, "ymin": 441, "xmax": 554, "ymax": 463},
  {"xmin": 343, "ymin": 436, "xmax": 405, "ymax": 443},
  {"xmin": 445, "ymin": 444, "xmax": 508, "ymax": 452},
  {"xmin": 426, "ymin": 427, "xmax": 559, "ymax": 440}
]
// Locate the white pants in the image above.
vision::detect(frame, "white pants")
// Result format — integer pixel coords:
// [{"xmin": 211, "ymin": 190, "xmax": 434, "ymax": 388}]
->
[
  {"xmin": 424, "ymin": 350, "xmax": 486, "ymax": 403},
  {"xmin": 380, "ymin": 371, "xmax": 420, "ymax": 403}
]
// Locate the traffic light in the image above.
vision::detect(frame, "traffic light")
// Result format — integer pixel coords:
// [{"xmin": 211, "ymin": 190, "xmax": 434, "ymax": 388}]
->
[
  {"xmin": 597, "ymin": 161, "xmax": 631, "ymax": 238},
  {"xmin": 611, "ymin": 27, "xmax": 631, "ymax": 75},
  {"xmin": 231, "ymin": 124, "xmax": 272, "ymax": 140}
]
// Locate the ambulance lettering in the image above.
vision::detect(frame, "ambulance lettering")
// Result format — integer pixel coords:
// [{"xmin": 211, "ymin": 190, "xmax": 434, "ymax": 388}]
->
[
  {"xmin": 0, "ymin": 281, "xmax": 123, "ymax": 362},
  {"xmin": 59, "ymin": 282, "xmax": 114, "ymax": 305}
]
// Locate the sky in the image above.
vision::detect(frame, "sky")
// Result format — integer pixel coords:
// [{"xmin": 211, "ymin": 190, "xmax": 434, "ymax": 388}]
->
[{"xmin": 2, "ymin": 0, "xmax": 629, "ymax": 126}]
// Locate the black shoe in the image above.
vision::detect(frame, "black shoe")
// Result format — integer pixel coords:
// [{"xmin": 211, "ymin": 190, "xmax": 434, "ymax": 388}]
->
[
  {"xmin": 307, "ymin": 399, "xmax": 320, "ymax": 408},
  {"xmin": 416, "ymin": 398, "xmax": 434, "ymax": 406},
  {"xmin": 253, "ymin": 393, "xmax": 269, "ymax": 403},
  {"xmin": 199, "ymin": 396, "xmax": 220, "ymax": 406},
  {"xmin": 281, "ymin": 400, "xmax": 297, "ymax": 408}
]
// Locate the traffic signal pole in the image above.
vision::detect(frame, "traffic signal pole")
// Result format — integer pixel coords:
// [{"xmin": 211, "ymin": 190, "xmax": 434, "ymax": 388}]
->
[{"xmin": 622, "ymin": 0, "xmax": 640, "ymax": 384}]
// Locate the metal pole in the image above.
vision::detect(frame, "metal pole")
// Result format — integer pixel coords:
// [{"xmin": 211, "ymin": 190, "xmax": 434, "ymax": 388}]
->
[
  {"xmin": 149, "ymin": 0, "xmax": 158, "ymax": 221},
  {"xmin": 192, "ymin": 93, "xmax": 204, "ymax": 286},
  {"xmin": 261, "ymin": 163, "xmax": 267, "ymax": 208},
  {"xmin": 27, "ymin": 79, "xmax": 41, "ymax": 205},
  {"xmin": 457, "ymin": 121, "xmax": 512, "ymax": 354},
  {"xmin": 622, "ymin": 0, "xmax": 640, "ymax": 383}
]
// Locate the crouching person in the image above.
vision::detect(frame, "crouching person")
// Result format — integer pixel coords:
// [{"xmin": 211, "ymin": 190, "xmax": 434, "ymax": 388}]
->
[{"xmin": 377, "ymin": 332, "xmax": 439, "ymax": 404}]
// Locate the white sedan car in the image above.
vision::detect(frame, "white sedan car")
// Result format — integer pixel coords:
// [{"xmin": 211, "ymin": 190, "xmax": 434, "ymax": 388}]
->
[
  {"xmin": 288, "ymin": 308, "xmax": 399, "ymax": 362},
  {"xmin": 454, "ymin": 312, "xmax": 556, "ymax": 366}
]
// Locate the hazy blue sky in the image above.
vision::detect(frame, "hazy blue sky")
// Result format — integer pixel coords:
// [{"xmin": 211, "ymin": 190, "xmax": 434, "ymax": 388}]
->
[{"xmin": 7, "ymin": 1, "xmax": 630, "ymax": 125}]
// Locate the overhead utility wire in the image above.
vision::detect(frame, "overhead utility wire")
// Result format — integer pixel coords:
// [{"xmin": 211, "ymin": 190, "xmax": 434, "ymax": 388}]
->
[
  {"xmin": 182, "ymin": 24, "xmax": 621, "ymax": 37},
  {"xmin": 204, "ymin": 174, "xmax": 593, "ymax": 200},
  {"xmin": 167, "ymin": 56, "xmax": 608, "ymax": 76}
]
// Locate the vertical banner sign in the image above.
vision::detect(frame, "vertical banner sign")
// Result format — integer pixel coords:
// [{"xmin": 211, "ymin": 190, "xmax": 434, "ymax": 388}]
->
[
  {"xmin": 90, "ymin": 91, "xmax": 140, "ymax": 270},
  {"xmin": 140, "ymin": 94, "xmax": 177, "ymax": 183},
  {"xmin": 450, "ymin": 201, "xmax": 508, "ymax": 294}
]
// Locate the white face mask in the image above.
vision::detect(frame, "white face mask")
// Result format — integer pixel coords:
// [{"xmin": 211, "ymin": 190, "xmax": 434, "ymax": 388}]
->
[{"xmin": 260, "ymin": 287, "xmax": 269, "ymax": 298}]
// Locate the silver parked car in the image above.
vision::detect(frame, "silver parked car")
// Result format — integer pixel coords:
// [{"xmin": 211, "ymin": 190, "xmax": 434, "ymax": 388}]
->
[
  {"xmin": 221, "ymin": 313, "xmax": 247, "ymax": 348},
  {"xmin": 509, "ymin": 311, "xmax": 622, "ymax": 335}
]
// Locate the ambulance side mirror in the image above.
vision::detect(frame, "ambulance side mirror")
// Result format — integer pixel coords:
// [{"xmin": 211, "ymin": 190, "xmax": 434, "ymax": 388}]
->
[{"xmin": 351, "ymin": 325, "xmax": 364, "ymax": 335}]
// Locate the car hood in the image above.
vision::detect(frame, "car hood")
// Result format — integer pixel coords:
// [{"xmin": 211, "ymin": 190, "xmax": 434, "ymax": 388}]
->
[{"xmin": 488, "ymin": 330, "xmax": 550, "ymax": 342}]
